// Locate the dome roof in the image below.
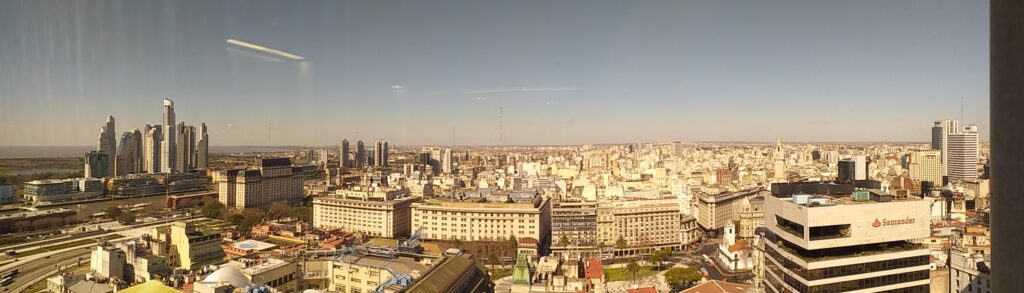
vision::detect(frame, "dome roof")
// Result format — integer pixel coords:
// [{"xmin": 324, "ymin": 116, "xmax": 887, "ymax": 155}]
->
[{"xmin": 202, "ymin": 267, "xmax": 252, "ymax": 288}]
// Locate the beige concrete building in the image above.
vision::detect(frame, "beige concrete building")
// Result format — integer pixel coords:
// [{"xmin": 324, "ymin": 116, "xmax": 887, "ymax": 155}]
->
[
  {"xmin": 411, "ymin": 197, "xmax": 551, "ymax": 247},
  {"xmin": 949, "ymin": 249, "xmax": 990, "ymax": 293},
  {"xmin": 734, "ymin": 196, "xmax": 764, "ymax": 239},
  {"xmin": 241, "ymin": 258, "xmax": 298, "ymax": 293},
  {"xmin": 696, "ymin": 188, "xmax": 760, "ymax": 230},
  {"xmin": 909, "ymin": 149, "xmax": 943, "ymax": 185},
  {"xmin": 312, "ymin": 187, "xmax": 417, "ymax": 238},
  {"xmin": 150, "ymin": 221, "xmax": 225, "ymax": 270},
  {"xmin": 217, "ymin": 158, "xmax": 304, "ymax": 210},
  {"xmin": 329, "ymin": 254, "xmax": 426, "ymax": 293},
  {"xmin": 599, "ymin": 196, "xmax": 682, "ymax": 258},
  {"xmin": 762, "ymin": 193, "xmax": 931, "ymax": 292}
]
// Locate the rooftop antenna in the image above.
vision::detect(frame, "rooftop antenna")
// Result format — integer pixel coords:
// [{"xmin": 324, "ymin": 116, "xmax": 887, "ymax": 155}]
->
[
  {"xmin": 960, "ymin": 96, "xmax": 965, "ymax": 123},
  {"xmin": 498, "ymin": 107, "xmax": 503, "ymax": 146}
]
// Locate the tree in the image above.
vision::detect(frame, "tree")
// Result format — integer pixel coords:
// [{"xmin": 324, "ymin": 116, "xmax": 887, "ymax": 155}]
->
[
  {"xmin": 616, "ymin": 236, "xmax": 628, "ymax": 250},
  {"xmin": 487, "ymin": 254, "xmax": 500, "ymax": 271},
  {"xmin": 104, "ymin": 206, "xmax": 123, "ymax": 219},
  {"xmin": 226, "ymin": 213, "xmax": 245, "ymax": 225},
  {"xmin": 201, "ymin": 201, "xmax": 225, "ymax": 219},
  {"xmin": 290, "ymin": 206, "xmax": 312, "ymax": 222},
  {"xmin": 648, "ymin": 248, "xmax": 671, "ymax": 269},
  {"xmin": 664, "ymin": 267, "xmax": 703, "ymax": 291},
  {"xmin": 269, "ymin": 203, "xmax": 292, "ymax": 221},
  {"xmin": 626, "ymin": 259, "xmax": 642, "ymax": 285}
]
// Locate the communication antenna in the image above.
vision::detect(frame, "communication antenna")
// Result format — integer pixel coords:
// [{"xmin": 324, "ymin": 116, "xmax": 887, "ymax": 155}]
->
[
  {"xmin": 960, "ymin": 96, "xmax": 964, "ymax": 123},
  {"xmin": 498, "ymin": 107, "xmax": 503, "ymax": 146}
]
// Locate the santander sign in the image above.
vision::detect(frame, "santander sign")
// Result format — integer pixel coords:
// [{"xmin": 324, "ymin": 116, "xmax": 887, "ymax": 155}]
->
[{"xmin": 872, "ymin": 217, "xmax": 915, "ymax": 228}]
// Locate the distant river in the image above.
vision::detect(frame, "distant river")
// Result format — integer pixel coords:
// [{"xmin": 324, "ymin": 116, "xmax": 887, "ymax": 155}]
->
[{"xmin": 0, "ymin": 145, "xmax": 300, "ymax": 158}]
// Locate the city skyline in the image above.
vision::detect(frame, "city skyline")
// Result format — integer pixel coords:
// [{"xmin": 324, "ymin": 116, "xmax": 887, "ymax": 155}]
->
[{"xmin": 0, "ymin": 0, "xmax": 990, "ymax": 146}]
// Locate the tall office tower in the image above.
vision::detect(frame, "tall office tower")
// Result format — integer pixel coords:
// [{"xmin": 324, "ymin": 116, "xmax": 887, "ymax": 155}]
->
[
  {"xmin": 853, "ymin": 155, "xmax": 868, "ymax": 180},
  {"xmin": 197, "ymin": 123, "xmax": 209, "ymax": 169},
  {"xmin": 441, "ymin": 148, "xmax": 453, "ymax": 174},
  {"xmin": 909, "ymin": 149, "xmax": 942, "ymax": 185},
  {"xmin": 773, "ymin": 139, "xmax": 786, "ymax": 181},
  {"xmin": 383, "ymin": 141, "xmax": 389, "ymax": 166},
  {"xmin": 115, "ymin": 129, "xmax": 143, "ymax": 175},
  {"xmin": 374, "ymin": 140, "xmax": 384, "ymax": 167},
  {"xmin": 98, "ymin": 116, "xmax": 117, "ymax": 177},
  {"xmin": 418, "ymin": 150, "xmax": 431, "ymax": 166},
  {"xmin": 837, "ymin": 155, "xmax": 868, "ymax": 182},
  {"xmin": 176, "ymin": 123, "xmax": 197, "ymax": 172},
  {"xmin": 947, "ymin": 125, "xmax": 980, "ymax": 182},
  {"xmin": 931, "ymin": 120, "xmax": 960, "ymax": 176},
  {"xmin": 143, "ymin": 124, "xmax": 162, "ymax": 173},
  {"xmin": 339, "ymin": 139, "xmax": 351, "ymax": 169},
  {"xmin": 84, "ymin": 151, "xmax": 109, "ymax": 178},
  {"xmin": 762, "ymin": 193, "xmax": 931, "ymax": 292},
  {"xmin": 355, "ymin": 140, "xmax": 366, "ymax": 168},
  {"xmin": 162, "ymin": 99, "xmax": 177, "ymax": 173}
]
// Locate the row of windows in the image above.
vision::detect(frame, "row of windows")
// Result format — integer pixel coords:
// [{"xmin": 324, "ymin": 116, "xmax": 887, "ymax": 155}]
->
[{"xmin": 765, "ymin": 245, "xmax": 928, "ymax": 280}]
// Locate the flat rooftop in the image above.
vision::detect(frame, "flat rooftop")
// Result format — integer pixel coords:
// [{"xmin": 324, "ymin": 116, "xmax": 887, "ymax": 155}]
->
[
  {"xmin": 241, "ymin": 258, "xmax": 290, "ymax": 275},
  {"xmin": 231, "ymin": 239, "xmax": 277, "ymax": 251}
]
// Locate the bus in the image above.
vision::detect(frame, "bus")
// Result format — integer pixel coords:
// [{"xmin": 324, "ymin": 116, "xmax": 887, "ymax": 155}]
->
[
  {"xmin": 0, "ymin": 270, "xmax": 15, "ymax": 279},
  {"xmin": 0, "ymin": 276, "xmax": 13, "ymax": 286}
]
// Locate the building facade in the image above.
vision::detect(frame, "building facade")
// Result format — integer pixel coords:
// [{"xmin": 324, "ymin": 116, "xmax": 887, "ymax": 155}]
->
[
  {"xmin": 909, "ymin": 149, "xmax": 943, "ymax": 185},
  {"xmin": 217, "ymin": 158, "xmax": 304, "ymax": 210},
  {"xmin": 550, "ymin": 200, "xmax": 599, "ymax": 257},
  {"xmin": 312, "ymin": 188, "xmax": 416, "ymax": 238},
  {"xmin": 162, "ymin": 98, "xmax": 176, "ymax": 173},
  {"xmin": 947, "ymin": 125, "xmax": 980, "ymax": 182},
  {"xmin": 411, "ymin": 197, "xmax": 551, "ymax": 246},
  {"xmin": 762, "ymin": 193, "xmax": 931, "ymax": 292},
  {"xmin": 600, "ymin": 196, "xmax": 683, "ymax": 258},
  {"xmin": 696, "ymin": 188, "xmax": 760, "ymax": 230}
]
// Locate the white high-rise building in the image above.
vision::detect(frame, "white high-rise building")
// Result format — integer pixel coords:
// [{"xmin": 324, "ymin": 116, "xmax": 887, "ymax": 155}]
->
[
  {"xmin": 441, "ymin": 148, "xmax": 453, "ymax": 174},
  {"xmin": 162, "ymin": 99, "xmax": 177, "ymax": 173},
  {"xmin": 932, "ymin": 120, "xmax": 960, "ymax": 177},
  {"xmin": 143, "ymin": 124, "xmax": 162, "ymax": 174},
  {"xmin": 947, "ymin": 125, "xmax": 980, "ymax": 182}
]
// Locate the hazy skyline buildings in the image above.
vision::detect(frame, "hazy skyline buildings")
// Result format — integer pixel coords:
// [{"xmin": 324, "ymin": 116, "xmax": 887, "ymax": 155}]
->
[{"xmin": 0, "ymin": 1, "xmax": 990, "ymax": 146}]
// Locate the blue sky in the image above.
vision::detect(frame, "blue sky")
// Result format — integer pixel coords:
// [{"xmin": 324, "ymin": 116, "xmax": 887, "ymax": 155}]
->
[{"xmin": 0, "ymin": 0, "xmax": 989, "ymax": 146}]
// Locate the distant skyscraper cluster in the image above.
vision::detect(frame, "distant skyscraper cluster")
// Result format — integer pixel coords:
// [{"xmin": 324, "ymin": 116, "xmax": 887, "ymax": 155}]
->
[
  {"xmin": 84, "ymin": 99, "xmax": 209, "ymax": 178},
  {"xmin": 337, "ymin": 138, "xmax": 389, "ymax": 168}
]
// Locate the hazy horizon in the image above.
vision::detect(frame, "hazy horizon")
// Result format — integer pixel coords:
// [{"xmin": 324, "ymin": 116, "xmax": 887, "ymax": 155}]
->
[{"xmin": 0, "ymin": 0, "xmax": 990, "ymax": 146}]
